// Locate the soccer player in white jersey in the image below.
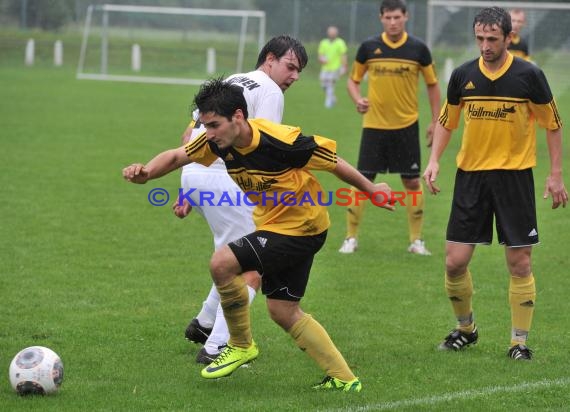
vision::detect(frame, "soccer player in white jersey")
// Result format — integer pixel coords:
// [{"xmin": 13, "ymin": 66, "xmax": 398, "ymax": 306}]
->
[{"xmin": 174, "ymin": 36, "xmax": 308, "ymax": 363}]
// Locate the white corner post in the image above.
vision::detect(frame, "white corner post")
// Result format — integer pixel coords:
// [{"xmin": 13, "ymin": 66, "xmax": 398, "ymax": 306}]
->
[
  {"xmin": 206, "ymin": 48, "xmax": 216, "ymax": 74},
  {"xmin": 131, "ymin": 44, "xmax": 141, "ymax": 72},
  {"xmin": 25, "ymin": 39, "xmax": 34, "ymax": 66},
  {"xmin": 54, "ymin": 40, "xmax": 63, "ymax": 66},
  {"xmin": 444, "ymin": 58, "xmax": 454, "ymax": 83}
]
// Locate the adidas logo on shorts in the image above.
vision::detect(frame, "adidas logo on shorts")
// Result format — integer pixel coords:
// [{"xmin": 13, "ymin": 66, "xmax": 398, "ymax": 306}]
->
[{"xmin": 528, "ymin": 228, "xmax": 538, "ymax": 237}]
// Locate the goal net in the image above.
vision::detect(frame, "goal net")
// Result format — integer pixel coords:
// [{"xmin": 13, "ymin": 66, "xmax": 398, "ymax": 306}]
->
[
  {"xmin": 77, "ymin": 4, "xmax": 266, "ymax": 85},
  {"xmin": 426, "ymin": 1, "xmax": 570, "ymax": 97}
]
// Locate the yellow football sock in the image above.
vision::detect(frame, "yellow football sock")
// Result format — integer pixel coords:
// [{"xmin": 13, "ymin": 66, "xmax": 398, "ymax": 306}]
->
[
  {"xmin": 445, "ymin": 270, "xmax": 474, "ymax": 333},
  {"xmin": 346, "ymin": 187, "xmax": 366, "ymax": 239},
  {"xmin": 289, "ymin": 313, "xmax": 355, "ymax": 381},
  {"xmin": 509, "ymin": 274, "xmax": 536, "ymax": 346},
  {"xmin": 406, "ymin": 184, "xmax": 424, "ymax": 243},
  {"xmin": 217, "ymin": 276, "xmax": 251, "ymax": 348}
]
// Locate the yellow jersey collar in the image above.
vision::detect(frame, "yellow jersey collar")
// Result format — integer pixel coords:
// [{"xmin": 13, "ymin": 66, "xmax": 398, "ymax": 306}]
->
[
  {"xmin": 233, "ymin": 120, "xmax": 260, "ymax": 155},
  {"xmin": 478, "ymin": 52, "xmax": 514, "ymax": 81},
  {"xmin": 381, "ymin": 31, "xmax": 408, "ymax": 49}
]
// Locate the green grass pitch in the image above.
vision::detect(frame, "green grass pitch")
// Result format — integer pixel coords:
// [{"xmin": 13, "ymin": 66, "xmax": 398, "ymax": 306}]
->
[{"xmin": 1, "ymin": 32, "xmax": 570, "ymax": 411}]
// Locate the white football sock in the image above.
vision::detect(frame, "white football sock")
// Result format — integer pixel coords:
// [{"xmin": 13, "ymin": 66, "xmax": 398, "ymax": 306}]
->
[
  {"xmin": 204, "ymin": 285, "xmax": 257, "ymax": 354},
  {"xmin": 325, "ymin": 84, "xmax": 336, "ymax": 108},
  {"xmin": 195, "ymin": 284, "xmax": 219, "ymax": 328}
]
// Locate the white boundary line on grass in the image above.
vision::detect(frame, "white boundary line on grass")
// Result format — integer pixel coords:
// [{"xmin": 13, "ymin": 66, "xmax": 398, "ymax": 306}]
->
[{"xmin": 324, "ymin": 377, "xmax": 570, "ymax": 411}]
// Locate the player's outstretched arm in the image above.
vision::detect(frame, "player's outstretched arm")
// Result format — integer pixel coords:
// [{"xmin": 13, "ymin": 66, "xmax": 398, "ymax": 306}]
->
[
  {"xmin": 332, "ymin": 157, "xmax": 394, "ymax": 211},
  {"xmin": 543, "ymin": 128, "xmax": 568, "ymax": 209},
  {"xmin": 123, "ymin": 147, "xmax": 190, "ymax": 184}
]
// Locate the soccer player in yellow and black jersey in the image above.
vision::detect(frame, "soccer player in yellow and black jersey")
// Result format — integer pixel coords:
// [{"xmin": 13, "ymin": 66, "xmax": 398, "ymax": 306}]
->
[
  {"xmin": 423, "ymin": 6, "xmax": 567, "ymax": 361},
  {"xmin": 339, "ymin": 0, "xmax": 441, "ymax": 256},
  {"xmin": 123, "ymin": 78, "xmax": 395, "ymax": 391},
  {"xmin": 508, "ymin": 8, "xmax": 530, "ymax": 61}
]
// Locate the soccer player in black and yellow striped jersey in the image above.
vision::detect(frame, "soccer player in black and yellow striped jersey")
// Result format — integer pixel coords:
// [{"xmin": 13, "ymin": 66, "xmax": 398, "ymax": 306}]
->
[
  {"xmin": 508, "ymin": 9, "xmax": 531, "ymax": 61},
  {"xmin": 123, "ymin": 78, "xmax": 395, "ymax": 391},
  {"xmin": 423, "ymin": 6, "xmax": 567, "ymax": 361},
  {"xmin": 339, "ymin": 0, "xmax": 441, "ymax": 256}
]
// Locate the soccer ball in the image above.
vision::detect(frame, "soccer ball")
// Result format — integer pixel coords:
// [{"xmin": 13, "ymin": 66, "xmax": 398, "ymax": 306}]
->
[{"xmin": 9, "ymin": 346, "xmax": 64, "ymax": 395}]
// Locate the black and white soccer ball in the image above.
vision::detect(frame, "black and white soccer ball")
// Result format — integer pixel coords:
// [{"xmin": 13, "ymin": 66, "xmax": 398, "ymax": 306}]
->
[{"xmin": 9, "ymin": 346, "xmax": 64, "ymax": 395}]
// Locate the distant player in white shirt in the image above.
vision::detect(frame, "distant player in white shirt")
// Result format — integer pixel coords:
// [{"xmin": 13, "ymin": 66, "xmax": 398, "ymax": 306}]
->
[{"xmin": 174, "ymin": 36, "xmax": 308, "ymax": 363}]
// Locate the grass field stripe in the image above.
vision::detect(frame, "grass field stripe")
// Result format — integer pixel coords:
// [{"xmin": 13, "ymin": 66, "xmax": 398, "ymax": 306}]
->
[{"xmin": 324, "ymin": 377, "xmax": 570, "ymax": 412}]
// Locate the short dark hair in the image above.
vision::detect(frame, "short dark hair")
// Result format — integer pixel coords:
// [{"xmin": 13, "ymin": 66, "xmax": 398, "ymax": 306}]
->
[
  {"xmin": 193, "ymin": 77, "xmax": 248, "ymax": 121},
  {"xmin": 380, "ymin": 0, "xmax": 407, "ymax": 15},
  {"xmin": 473, "ymin": 6, "xmax": 512, "ymax": 38},
  {"xmin": 255, "ymin": 35, "xmax": 308, "ymax": 70}
]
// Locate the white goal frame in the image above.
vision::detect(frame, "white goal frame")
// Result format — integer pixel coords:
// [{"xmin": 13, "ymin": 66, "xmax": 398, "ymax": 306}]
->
[
  {"xmin": 77, "ymin": 4, "xmax": 266, "ymax": 85},
  {"xmin": 426, "ymin": 1, "xmax": 570, "ymax": 49}
]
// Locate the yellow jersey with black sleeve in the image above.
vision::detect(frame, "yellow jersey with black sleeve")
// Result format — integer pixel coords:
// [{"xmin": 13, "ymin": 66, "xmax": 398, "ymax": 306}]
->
[
  {"xmin": 508, "ymin": 35, "xmax": 530, "ymax": 61},
  {"xmin": 350, "ymin": 31, "xmax": 438, "ymax": 130},
  {"xmin": 184, "ymin": 118, "xmax": 338, "ymax": 236},
  {"xmin": 439, "ymin": 53, "xmax": 562, "ymax": 171}
]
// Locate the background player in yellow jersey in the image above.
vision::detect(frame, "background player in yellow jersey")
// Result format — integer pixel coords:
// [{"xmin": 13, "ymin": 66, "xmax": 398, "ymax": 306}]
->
[
  {"xmin": 339, "ymin": 0, "xmax": 441, "ymax": 256},
  {"xmin": 508, "ymin": 8, "xmax": 531, "ymax": 61},
  {"xmin": 318, "ymin": 25, "xmax": 348, "ymax": 108},
  {"xmin": 423, "ymin": 6, "xmax": 567, "ymax": 360},
  {"xmin": 123, "ymin": 78, "xmax": 395, "ymax": 391}
]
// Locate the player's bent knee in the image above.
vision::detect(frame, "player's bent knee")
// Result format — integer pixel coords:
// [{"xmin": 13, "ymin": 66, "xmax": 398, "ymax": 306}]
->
[
  {"xmin": 209, "ymin": 246, "xmax": 241, "ymax": 285},
  {"xmin": 506, "ymin": 247, "xmax": 532, "ymax": 276},
  {"xmin": 266, "ymin": 299, "xmax": 303, "ymax": 331},
  {"xmin": 402, "ymin": 177, "xmax": 421, "ymax": 190},
  {"xmin": 445, "ymin": 258, "xmax": 469, "ymax": 277}
]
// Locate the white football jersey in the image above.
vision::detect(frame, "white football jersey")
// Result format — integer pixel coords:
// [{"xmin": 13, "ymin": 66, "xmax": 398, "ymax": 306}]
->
[
  {"xmin": 183, "ymin": 69, "xmax": 284, "ymax": 173},
  {"xmin": 180, "ymin": 70, "xmax": 286, "ymax": 248},
  {"xmin": 225, "ymin": 70, "xmax": 284, "ymax": 122}
]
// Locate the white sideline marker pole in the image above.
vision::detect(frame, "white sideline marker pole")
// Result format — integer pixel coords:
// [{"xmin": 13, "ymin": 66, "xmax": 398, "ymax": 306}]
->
[
  {"xmin": 131, "ymin": 44, "xmax": 141, "ymax": 72},
  {"xmin": 206, "ymin": 48, "xmax": 216, "ymax": 75},
  {"xmin": 54, "ymin": 40, "xmax": 63, "ymax": 66},
  {"xmin": 444, "ymin": 57, "xmax": 454, "ymax": 83},
  {"xmin": 25, "ymin": 39, "xmax": 34, "ymax": 66}
]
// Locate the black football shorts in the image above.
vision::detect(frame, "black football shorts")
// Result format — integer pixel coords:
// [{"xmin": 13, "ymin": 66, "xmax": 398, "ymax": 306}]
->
[
  {"xmin": 446, "ymin": 168, "xmax": 538, "ymax": 247},
  {"xmin": 356, "ymin": 121, "xmax": 421, "ymax": 178},
  {"xmin": 228, "ymin": 230, "xmax": 327, "ymax": 301}
]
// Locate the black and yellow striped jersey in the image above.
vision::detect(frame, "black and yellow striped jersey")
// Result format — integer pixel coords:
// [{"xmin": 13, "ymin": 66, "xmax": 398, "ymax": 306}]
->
[
  {"xmin": 508, "ymin": 35, "xmax": 530, "ymax": 61},
  {"xmin": 439, "ymin": 53, "xmax": 562, "ymax": 171},
  {"xmin": 351, "ymin": 31, "xmax": 438, "ymax": 129},
  {"xmin": 184, "ymin": 118, "xmax": 337, "ymax": 236}
]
